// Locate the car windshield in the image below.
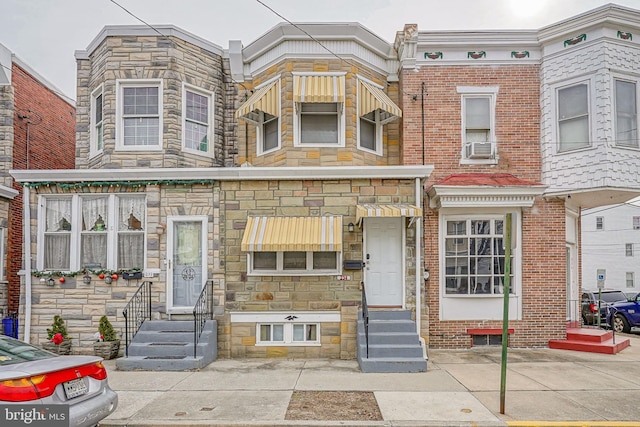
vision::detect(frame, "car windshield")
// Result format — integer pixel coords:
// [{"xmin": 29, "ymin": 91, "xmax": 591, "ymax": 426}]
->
[
  {"xmin": 600, "ymin": 292, "xmax": 627, "ymax": 303},
  {"xmin": 0, "ymin": 336, "xmax": 56, "ymax": 366}
]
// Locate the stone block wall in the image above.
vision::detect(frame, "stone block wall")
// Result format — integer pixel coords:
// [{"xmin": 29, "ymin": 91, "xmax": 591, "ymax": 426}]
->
[
  {"xmin": 76, "ymin": 34, "xmax": 236, "ymax": 170},
  {"xmin": 237, "ymin": 59, "xmax": 401, "ymax": 167},
  {"xmin": 219, "ymin": 177, "xmax": 419, "ymax": 358}
]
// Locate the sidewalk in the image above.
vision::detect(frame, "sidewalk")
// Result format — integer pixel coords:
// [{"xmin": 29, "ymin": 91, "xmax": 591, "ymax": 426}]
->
[{"xmin": 100, "ymin": 334, "xmax": 640, "ymax": 427}]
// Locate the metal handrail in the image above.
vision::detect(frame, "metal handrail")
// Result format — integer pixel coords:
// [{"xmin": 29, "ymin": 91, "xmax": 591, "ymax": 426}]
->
[
  {"xmin": 361, "ymin": 281, "xmax": 369, "ymax": 359},
  {"xmin": 193, "ymin": 280, "xmax": 214, "ymax": 359},
  {"xmin": 122, "ymin": 281, "xmax": 152, "ymax": 357}
]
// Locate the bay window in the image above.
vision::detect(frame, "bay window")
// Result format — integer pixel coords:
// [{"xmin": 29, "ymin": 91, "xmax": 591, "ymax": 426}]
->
[
  {"xmin": 557, "ymin": 83, "xmax": 590, "ymax": 152},
  {"xmin": 615, "ymin": 79, "xmax": 638, "ymax": 148},
  {"xmin": 117, "ymin": 80, "xmax": 162, "ymax": 150},
  {"xmin": 444, "ymin": 217, "xmax": 514, "ymax": 295},
  {"xmin": 183, "ymin": 84, "xmax": 213, "ymax": 155},
  {"xmin": 40, "ymin": 194, "xmax": 146, "ymax": 272}
]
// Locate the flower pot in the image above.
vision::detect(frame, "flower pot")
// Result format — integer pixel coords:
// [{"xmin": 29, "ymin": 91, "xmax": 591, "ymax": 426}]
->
[
  {"xmin": 42, "ymin": 339, "xmax": 72, "ymax": 355},
  {"xmin": 93, "ymin": 340, "xmax": 120, "ymax": 360}
]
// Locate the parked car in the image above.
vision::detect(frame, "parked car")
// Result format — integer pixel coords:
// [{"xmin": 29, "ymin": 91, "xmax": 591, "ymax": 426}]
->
[
  {"xmin": 581, "ymin": 289, "xmax": 629, "ymax": 326},
  {"xmin": 607, "ymin": 293, "xmax": 640, "ymax": 333},
  {"xmin": 0, "ymin": 335, "xmax": 118, "ymax": 427}
]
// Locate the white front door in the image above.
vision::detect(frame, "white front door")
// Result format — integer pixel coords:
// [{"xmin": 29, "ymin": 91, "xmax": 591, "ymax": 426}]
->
[
  {"xmin": 364, "ymin": 217, "xmax": 403, "ymax": 307},
  {"xmin": 167, "ymin": 216, "xmax": 207, "ymax": 313}
]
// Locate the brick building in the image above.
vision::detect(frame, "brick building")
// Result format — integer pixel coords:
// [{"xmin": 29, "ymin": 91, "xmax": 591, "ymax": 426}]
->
[
  {"xmin": 0, "ymin": 42, "xmax": 75, "ymax": 324},
  {"xmin": 9, "ymin": 4, "xmax": 640, "ymax": 369}
]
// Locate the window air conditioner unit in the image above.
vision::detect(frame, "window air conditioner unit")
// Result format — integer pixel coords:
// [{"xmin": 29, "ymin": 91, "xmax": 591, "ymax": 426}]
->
[{"xmin": 465, "ymin": 141, "xmax": 494, "ymax": 159}]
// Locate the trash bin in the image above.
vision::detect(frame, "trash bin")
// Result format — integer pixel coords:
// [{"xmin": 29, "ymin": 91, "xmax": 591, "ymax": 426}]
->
[{"xmin": 2, "ymin": 315, "xmax": 18, "ymax": 339}]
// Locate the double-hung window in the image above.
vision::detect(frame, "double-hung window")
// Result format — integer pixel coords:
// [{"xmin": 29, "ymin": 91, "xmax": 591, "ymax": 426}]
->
[
  {"xmin": 40, "ymin": 194, "xmax": 146, "ymax": 272},
  {"xmin": 182, "ymin": 84, "xmax": 213, "ymax": 156},
  {"xmin": 626, "ymin": 243, "xmax": 634, "ymax": 257},
  {"xmin": 293, "ymin": 73, "xmax": 345, "ymax": 147},
  {"xmin": 90, "ymin": 85, "xmax": 104, "ymax": 155},
  {"xmin": 357, "ymin": 78, "xmax": 402, "ymax": 155},
  {"xmin": 235, "ymin": 78, "xmax": 281, "ymax": 155},
  {"xmin": 251, "ymin": 251, "xmax": 339, "ymax": 275},
  {"xmin": 444, "ymin": 217, "xmax": 514, "ymax": 295},
  {"xmin": 117, "ymin": 80, "xmax": 162, "ymax": 150},
  {"xmin": 458, "ymin": 87, "xmax": 498, "ymax": 162},
  {"xmin": 615, "ymin": 79, "xmax": 639, "ymax": 148},
  {"xmin": 557, "ymin": 82, "xmax": 590, "ymax": 152}
]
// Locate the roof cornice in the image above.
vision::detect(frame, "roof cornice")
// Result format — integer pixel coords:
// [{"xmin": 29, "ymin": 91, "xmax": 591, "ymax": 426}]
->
[
  {"xmin": 10, "ymin": 166, "xmax": 434, "ymax": 184},
  {"xmin": 74, "ymin": 25, "xmax": 225, "ymax": 60},
  {"xmin": 428, "ymin": 184, "xmax": 546, "ymax": 209},
  {"xmin": 0, "ymin": 184, "xmax": 19, "ymax": 200}
]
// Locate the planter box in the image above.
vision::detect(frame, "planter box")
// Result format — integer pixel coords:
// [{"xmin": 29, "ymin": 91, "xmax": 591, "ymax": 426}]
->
[
  {"xmin": 93, "ymin": 340, "xmax": 120, "ymax": 360},
  {"xmin": 122, "ymin": 271, "xmax": 143, "ymax": 280},
  {"xmin": 42, "ymin": 340, "xmax": 72, "ymax": 355}
]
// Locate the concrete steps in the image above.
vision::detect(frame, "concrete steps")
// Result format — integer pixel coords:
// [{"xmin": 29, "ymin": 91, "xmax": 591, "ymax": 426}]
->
[
  {"xmin": 116, "ymin": 320, "xmax": 217, "ymax": 371},
  {"xmin": 548, "ymin": 327, "xmax": 631, "ymax": 354},
  {"xmin": 357, "ymin": 309, "xmax": 426, "ymax": 373}
]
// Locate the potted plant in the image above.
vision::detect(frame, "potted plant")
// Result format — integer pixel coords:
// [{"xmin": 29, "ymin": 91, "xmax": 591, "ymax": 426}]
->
[
  {"xmin": 93, "ymin": 315, "xmax": 120, "ymax": 360},
  {"xmin": 42, "ymin": 314, "xmax": 72, "ymax": 355}
]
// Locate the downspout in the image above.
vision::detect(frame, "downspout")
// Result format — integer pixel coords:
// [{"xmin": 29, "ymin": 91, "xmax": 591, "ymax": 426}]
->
[
  {"xmin": 415, "ymin": 177, "xmax": 427, "ymax": 360},
  {"xmin": 23, "ymin": 185, "xmax": 31, "ymax": 343}
]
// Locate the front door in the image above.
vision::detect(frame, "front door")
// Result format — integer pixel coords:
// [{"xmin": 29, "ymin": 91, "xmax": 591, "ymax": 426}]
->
[
  {"xmin": 364, "ymin": 217, "xmax": 403, "ymax": 307},
  {"xmin": 167, "ymin": 216, "xmax": 207, "ymax": 313}
]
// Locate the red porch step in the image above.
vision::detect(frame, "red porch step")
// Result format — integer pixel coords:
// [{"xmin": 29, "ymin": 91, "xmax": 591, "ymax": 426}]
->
[{"xmin": 548, "ymin": 328, "xmax": 631, "ymax": 354}]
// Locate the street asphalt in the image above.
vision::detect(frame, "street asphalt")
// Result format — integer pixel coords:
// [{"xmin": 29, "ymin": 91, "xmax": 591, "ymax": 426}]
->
[{"xmin": 99, "ymin": 333, "xmax": 640, "ymax": 427}]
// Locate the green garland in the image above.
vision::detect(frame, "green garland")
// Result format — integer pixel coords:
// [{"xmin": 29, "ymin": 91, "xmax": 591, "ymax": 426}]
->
[
  {"xmin": 32, "ymin": 267, "xmax": 142, "ymax": 278},
  {"xmin": 23, "ymin": 179, "xmax": 215, "ymax": 189}
]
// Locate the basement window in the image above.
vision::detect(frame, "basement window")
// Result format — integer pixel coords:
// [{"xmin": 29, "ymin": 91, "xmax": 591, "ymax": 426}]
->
[
  {"xmin": 256, "ymin": 323, "xmax": 320, "ymax": 346},
  {"xmin": 472, "ymin": 334, "xmax": 503, "ymax": 346}
]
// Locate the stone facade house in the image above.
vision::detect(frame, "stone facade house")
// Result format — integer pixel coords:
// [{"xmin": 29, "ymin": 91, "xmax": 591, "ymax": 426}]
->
[
  {"xmin": 0, "ymin": 42, "xmax": 75, "ymax": 327},
  {"xmin": 10, "ymin": 4, "xmax": 640, "ymax": 364}
]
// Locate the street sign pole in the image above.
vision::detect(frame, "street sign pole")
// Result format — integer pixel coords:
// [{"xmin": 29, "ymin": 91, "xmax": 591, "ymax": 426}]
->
[{"xmin": 500, "ymin": 213, "xmax": 512, "ymax": 415}]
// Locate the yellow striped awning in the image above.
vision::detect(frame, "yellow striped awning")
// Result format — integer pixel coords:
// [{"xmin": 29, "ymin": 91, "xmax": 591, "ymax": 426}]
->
[
  {"xmin": 241, "ymin": 216, "xmax": 343, "ymax": 252},
  {"xmin": 235, "ymin": 80, "xmax": 279, "ymax": 123},
  {"xmin": 356, "ymin": 204, "xmax": 422, "ymax": 223},
  {"xmin": 359, "ymin": 80, "xmax": 402, "ymax": 124},
  {"xmin": 293, "ymin": 75, "xmax": 345, "ymax": 103}
]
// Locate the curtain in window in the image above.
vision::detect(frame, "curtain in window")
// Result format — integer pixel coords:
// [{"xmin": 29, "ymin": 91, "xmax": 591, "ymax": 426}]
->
[
  {"xmin": 118, "ymin": 197, "xmax": 145, "ymax": 231},
  {"xmin": 82, "ymin": 234, "xmax": 107, "ymax": 268},
  {"xmin": 45, "ymin": 199, "xmax": 72, "ymax": 232},
  {"xmin": 118, "ymin": 234, "xmax": 144, "ymax": 269},
  {"xmin": 82, "ymin": 197, "xmax": 108, "ymax": 231},
  {"xmin": 45, "ymin": 235, "xmax": 70, "ymax": 270}
]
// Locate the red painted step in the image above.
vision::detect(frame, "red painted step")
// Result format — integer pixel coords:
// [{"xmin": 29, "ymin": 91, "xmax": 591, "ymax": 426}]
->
[{"xmin": 548, "ymin": 328, "xmax": 630, "ymax": 354}]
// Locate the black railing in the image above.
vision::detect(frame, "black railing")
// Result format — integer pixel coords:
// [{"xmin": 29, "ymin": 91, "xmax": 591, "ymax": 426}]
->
[
  {"xmin": 361, "ymin": 281, "xmax": 369, "ymax": 358},
  {"xmin": 123, "ymin": 281, "xmax": 152, "ymax": 357},
  {"xmin": 193, "ymin": 280, "xmax": 214, "ymax": 359}
]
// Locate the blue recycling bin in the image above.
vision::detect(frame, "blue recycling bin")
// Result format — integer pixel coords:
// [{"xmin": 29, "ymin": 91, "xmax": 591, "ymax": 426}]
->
[{"xmin": 2, "ymin": 317, "xmax": 18, "ymax": 339}]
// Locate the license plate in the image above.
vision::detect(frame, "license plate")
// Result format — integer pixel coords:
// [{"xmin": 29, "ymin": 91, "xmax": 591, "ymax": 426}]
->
[{"xmin": 63, "ymin": 377, "xmax": 88, "ymax": 399}]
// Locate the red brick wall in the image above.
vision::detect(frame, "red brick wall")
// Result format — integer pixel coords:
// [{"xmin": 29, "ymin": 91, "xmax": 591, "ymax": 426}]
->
[
  {"xmin": 400, "ymin": 65, "xmax": 566, "ymax": 347},
  {"xmin": 7, "ymin": 64, "xmax": 75, "ymax": 312}
]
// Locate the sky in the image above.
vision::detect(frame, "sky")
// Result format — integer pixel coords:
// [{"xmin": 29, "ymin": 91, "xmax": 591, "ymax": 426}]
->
[{"xmin": 2, "ymin": 0, "xmax": 640, "ymax": 101}]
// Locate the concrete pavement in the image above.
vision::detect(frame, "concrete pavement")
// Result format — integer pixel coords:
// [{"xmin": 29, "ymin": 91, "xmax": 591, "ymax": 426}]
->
[{"xmin": 99, "ymin": 334, "xmax": 640, "ymax": 426}]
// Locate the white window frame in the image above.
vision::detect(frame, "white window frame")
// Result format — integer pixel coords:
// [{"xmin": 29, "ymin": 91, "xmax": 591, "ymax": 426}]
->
[
  {"xmin": 357, "ymin": 77, "xmax": 384, "ymax": 156},
  {"xmin": 255, "ymin": 76, "xmax": 281, "ymax": 156},
  {"xmin": 182, "ymin": 83, "xmax": 214, "ymax": 158},
  {"xmin": 439, "ymin": 209, "xmax": 522, "ymax": 321},
  {"xmin": 613, "ymin": 76, "xmax": 639, "ymax": 149},
  {"xmin": 246, "ymin": 251, "xmax": 341, "ymax": 276},
  {"xmin": 457, "ymin": 86, "xmax": 499, "ymax": 165},
  {"xmin": 230, "ymin": 311, "xmax": 340, "ymax": 347},
  {"xmin": 293, "ymin": 72, "xmax": 346, "ymax": 148},
  {"xmin": 553, "ymin": 77, "xmax": 594, "ymax": 153},
  {"xmin": 626, "ymin": 272, "xmax": 635, "ymax": 288},
  {"xmin": 256, "ymin": 323, "xmax": 320, "ymax": 346},
  {"xmin": 626, "ymin": 243, "xmax": 634, "ymax": 257},
  {"xmin": 90, "ymin": 84, "xmax": 104, "ymax": 157},
  {"xmin": 116, "ymin": 79, "xmax": 163, "ymax": 151},
  {"xmin": 37, "ymin": 194, "xmax": 147, "ymax": 272}
]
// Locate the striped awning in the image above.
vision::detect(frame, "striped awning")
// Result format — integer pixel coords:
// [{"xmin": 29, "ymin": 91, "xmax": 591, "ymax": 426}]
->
[
  {"xmin": 293, "ymin": 75, "xmax": 345, "ymax": 103},
  {"xmin": 359, "ymin": 80, "xmax": 402, "ymax": 124},
  {"xmin": 356, "ymin": 204, "xmax": 422, "ymax": 223},
  {"xmin": 241, "ymin": 216, "xmax": 343, "ymax": 252},
  {"xmin": 235, "ymin": 80, "xmax": 279, "ymax": 124}
]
